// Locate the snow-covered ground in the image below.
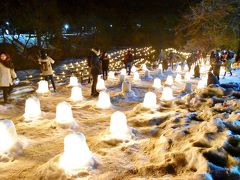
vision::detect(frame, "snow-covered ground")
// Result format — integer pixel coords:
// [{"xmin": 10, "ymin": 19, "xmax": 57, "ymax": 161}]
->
[{"xmin": 0, "ymin": 59, "xmax": 240, "ymax": 179}]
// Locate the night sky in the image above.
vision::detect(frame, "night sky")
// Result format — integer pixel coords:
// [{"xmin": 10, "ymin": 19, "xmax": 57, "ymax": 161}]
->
[
  {"xmin": 1, "ymin": 0, "xmax": 200, "ymax": 24},
  {"xmin": 0, "ymin": 0, "xmax": 201, "ymax": 48},
  {"xmin": 57, "ymin": 0, "xmax": 199, "ymax": 22}
]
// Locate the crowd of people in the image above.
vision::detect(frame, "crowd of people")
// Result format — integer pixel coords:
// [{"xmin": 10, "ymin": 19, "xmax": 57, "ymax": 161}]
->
[
  {"xmin": 87, "ymin": 48, "xmax": 134, "ymax": 97},
  {"xmin": 209, "ymin": 49, "xmax": 236, "ymax": 80},
  {"xmin": 158, "ymin": 48, "xmax": 240, "ymax": 81},
  {"xmin": 1, "ymin": 46, "xmax": 240, "ymax": 104}
]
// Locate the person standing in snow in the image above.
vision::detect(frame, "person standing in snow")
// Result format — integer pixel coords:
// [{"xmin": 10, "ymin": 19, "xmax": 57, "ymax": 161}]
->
[
  {"xmin": 196, "ymin": 50, "xmax": 203, "ymax": 63},
  {"xmin": 100, "ymin": 51, "xmax": 109, "ymax": 80},
  {"xmin": 157, "ymin": 49, "xmax": 166, "ymax": 67},
  {"xmin": 207, "ymin": 71, "xmax": 219, "ymax": 86},
  {"xmin": 212, "ymin": 56, "xmax": 222, "ymax": 80},
  {"xmin": 0, "ymin": 52, "xmax": 17, "ymax": 103},
  {"xmin": 209, "ymin": 51, "xmax": 216, "ymax": 71},
  {"xmin": 169, "ymin": 50, "xmax": 174, "ymax": 69},
  {"xmin": 187, "ymin": 53, "xmax": 194, "ymax": 71},
  {"xmin": 38, "ymin": 50, "xmax": 56, "ymax": 92},
  {"xmin": 88, "ymin": 48, "xmax": 101, "ymax": 97},
  {"xmin": 124, "ymin": 50, "xmax": 134, "ymax": 75},
  {"xmin": 223, "ymin": 51, "xmax": 233, "ymax": 77}
]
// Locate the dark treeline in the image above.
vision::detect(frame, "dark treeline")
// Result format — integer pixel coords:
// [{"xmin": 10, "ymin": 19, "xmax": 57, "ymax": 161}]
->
[
  {"xmin": 0, "ymin": 0, "xmax": 200, "ymax": 49},
  {"xmin": 0, "ymin": 0, "xmax": 197, "ymax": 69}
]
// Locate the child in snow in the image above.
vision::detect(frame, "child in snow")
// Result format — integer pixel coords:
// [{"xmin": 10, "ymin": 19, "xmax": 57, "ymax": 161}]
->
[{"xmin": 0, "ymin": 52, "xmax": 17, "ymax": 103}]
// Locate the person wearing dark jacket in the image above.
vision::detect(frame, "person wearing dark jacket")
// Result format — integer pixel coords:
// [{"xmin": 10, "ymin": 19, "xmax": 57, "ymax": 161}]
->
[
  {"xmin": 169, "ymin": 51, "xmax": 174, "ymax": 69},
  {"xmin": 0, "ymin": 52, "xmax": 17, "ymax": 103},
  {"xmin": 207, "ymin": 71, "xmax": 219, "ymax": 86},
  {"xmin": 194, "ymin": 63, "xmax": 200, "ymax": 78},
  {"xmin": 209, "ymin": 51, "xmax": 216, "ymax": 71},
  {"xmin": 100, "ymin": 52, "xmax": 109, "ymax": 80},
  {"xmin": 162, "ymin": 59, "xmax": 168, "ymax": 72},
  {"xmin": 187, "ymin": 53, "xmax": 195, "ymax": 71},
  {"xmin": 212, "ymin": 58, "xmax": 222, "ymax": 80},
  {"xmin": 88, "ymin": 48, "xmax": 101, "ymax": 97},
  {"xmin": 124, "ymin": 50, "xmax": 134, "ymax": 75}
]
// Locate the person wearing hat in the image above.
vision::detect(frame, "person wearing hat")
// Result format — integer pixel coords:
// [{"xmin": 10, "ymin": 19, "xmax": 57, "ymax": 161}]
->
[{"xmin": 38, "ymin": 50, "xmax": 56, "ymax": 92}]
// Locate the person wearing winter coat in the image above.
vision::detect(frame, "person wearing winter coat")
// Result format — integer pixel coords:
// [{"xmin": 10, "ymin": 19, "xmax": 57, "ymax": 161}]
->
[
  {"xmin": 100, "ymin": 52, "xmax": 109, "ymax": 80},
  {"xmin": 162, "ymin": 58, "xmax": 168, "ymax": 72},
  {"xmin": 169, "ymin": 51, "xmax": 174, "ymax": 69},
  {"xmin": 157, "ymin": 50, "xmax": 166, "ymax": 64},
  {"xmin": 209, "ymin": 51, "xmax": 216, "ymax": 71},
  {"xmin": 223, "ymin": 51, "xmax": 233, "ymax": 77},
  {"xmin": 0, "ymin": 52, "xmax": 17, "ymax": 103},
  {"xmin": 38, "ymin": 50, "xmax": 56, "ymax": 92},
  {"xmin": 88, "ymin": 48, "xmax": 101, "ymax": 97},
  {"xmin": 212, "ymin": 58, "xmax": 222, "ymax": 80},
  {"xmin": 187, "ymin": 54, "xmax": 194, "ymax": 71},
  {"xmin": 194, "ymin": 63, "xmax": 200, "ymax": 78},
  {"xmin": 207, "ymin": 71, "xmax": 219, "ymax": 86},
  {"xmin": 124, "ymin": 50, "xmax": 134, "ymax": 75}
]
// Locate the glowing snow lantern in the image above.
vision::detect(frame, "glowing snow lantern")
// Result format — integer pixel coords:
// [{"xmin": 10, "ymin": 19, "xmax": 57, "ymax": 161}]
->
[
  {"xmin": 56, "ymin": 102, "xmax": 75, "ymax": 126},
  {"xmin": 175, "ymin": 74, "xmax": 182, "ymax": 83},
  {"xmin": 120, "ymin": 69, "xmax": 126, "ymax": 83},
  {"xmin": 143, "ymin": 92, "xmax": 157, "ymax": 109},
  {"xmin": 108, "ymin": 71, "xmax": 115, "ymax": 79},
  {"xmin": 158, "ymin": 64, "xmax": 163, "ymax": 70},
  {"xmin": 184, "ymin": 64, "xmax": 189, "ymax": 71},
  {"xmin": 120, "ymin": 68, "xmax": 127, "ymax": 76},
  {"xmin": 206, "ymin": 65, "xmax": 210, "ymax": 72},
  {"xmin": 24, "ymin": 96, "xmax": 41, "ymax": 120},
  {"xmin": 96, "ymin": 76, "xmax": 106, "ymax": 91},
  {"xmin": 110, "ymin": 111, "xmax": 131, "ymax": 140},
  {"xmin": 142, "ymin": 64, "xmax": 148, "ymax": 71},
  {"xmin": 200, "ymin": 66, "xmax": 206, "ymax": 74},
  {"xmin": 176, "ymin": 65, "xmax": 182, "ymax": 72},
  {"xmin": 58, "ymin": 133, "xmax": 94, "ymax": 173},
  {"xmin": 133, "ymin": 71, "xmax": 140, "ymax": 81},
  {"xmin": 153, "ymin": 78, "xmax": 162, "ymax": 89},
  {"xmin": 197, "ymin": 80, "xmax": 206, "ymax": 89},
  {"xmin": 161, "ymin": 87, "xmax": 174, "ymax": 101},
  {"xmin": 96, "ymin": 91, "xmax": 111, "ymax": 109},
  {"xmin": 206, "ymin": 60, "xmax": 210, "ymax": 65},
  {"xmin": 184, "ymin": 72, "xmax": 191, "ymax": 81},
  {"xmin": 0, "ymin": 120, "xmax": 18, "ymax": 153},
  {"xmin": 70, "ymin": 87, "xmax": 83, "ymax": 102},
  {"xmin": 131, "ymin": 66, "xmax": 137, "ymax": 73},
  {"xmin": 165, "ymin": 75, "xmax": 174, "ymax": 86},
  {"xmin": 36, "ymin": 80, "xmax": 49, "ymax": 93},
  {"xmin": 201, "ymin": 75, "xmax": 208, "ymax": 84},
  {"xmin": 69, "ymin": 76, "xmax": 79, "ymax": 87}
]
